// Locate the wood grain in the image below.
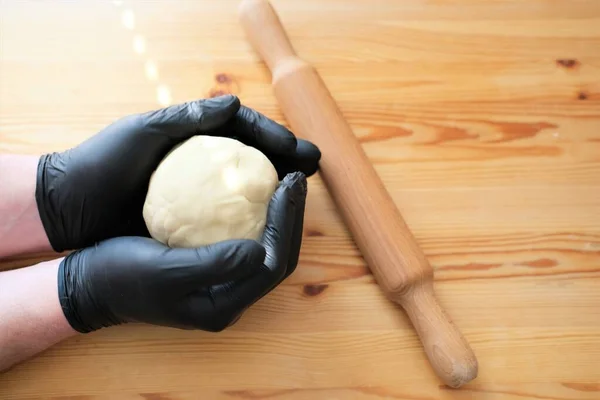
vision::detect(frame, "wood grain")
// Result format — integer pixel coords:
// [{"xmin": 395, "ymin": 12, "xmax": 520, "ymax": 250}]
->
[{"xmin": 0, "ymin": 0, "xmax": 599, "ymax": 398}]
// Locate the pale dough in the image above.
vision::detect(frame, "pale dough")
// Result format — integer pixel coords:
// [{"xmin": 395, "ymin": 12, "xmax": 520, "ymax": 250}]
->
[{"xmin": 143, "ymin": 136, "xmax": 278, "ymax": 248}]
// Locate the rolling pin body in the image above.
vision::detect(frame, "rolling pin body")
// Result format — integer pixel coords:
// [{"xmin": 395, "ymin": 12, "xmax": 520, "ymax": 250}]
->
[{"xmin": 238, "ymin": 0, "xmax": 478, "ymax": 387}]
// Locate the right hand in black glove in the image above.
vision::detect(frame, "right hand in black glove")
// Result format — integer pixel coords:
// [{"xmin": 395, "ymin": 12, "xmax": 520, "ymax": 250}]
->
[{"xmin": 58, "ymin": 172, "xmax": 306, "ymax": 333}]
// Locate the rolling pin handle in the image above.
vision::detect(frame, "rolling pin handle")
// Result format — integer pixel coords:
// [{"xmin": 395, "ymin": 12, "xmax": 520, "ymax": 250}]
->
[
  {"xmin": 238, "ymin": 0, "xmax": 297, "ymax": 70},
  {"xmin": 397, "ymin": 282, "xmax": 478, "ymax": 388}
]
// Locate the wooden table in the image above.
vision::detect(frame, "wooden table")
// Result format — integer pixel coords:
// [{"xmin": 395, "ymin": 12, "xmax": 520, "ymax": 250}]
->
[{"xmin": 1, "ymin": 0, "xmax": 599, "ymax": 398}]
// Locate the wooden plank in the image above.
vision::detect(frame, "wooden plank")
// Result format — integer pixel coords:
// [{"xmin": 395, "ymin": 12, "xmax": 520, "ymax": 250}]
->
[{"xmin": 1, "ymin": 0, "xmax": 599, "ymax": 398}]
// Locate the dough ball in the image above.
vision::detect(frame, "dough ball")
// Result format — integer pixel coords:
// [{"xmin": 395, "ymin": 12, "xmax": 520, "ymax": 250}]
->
[{"xmin": 143, "ymin": 136, "xmax": 278, "ymax": 248}]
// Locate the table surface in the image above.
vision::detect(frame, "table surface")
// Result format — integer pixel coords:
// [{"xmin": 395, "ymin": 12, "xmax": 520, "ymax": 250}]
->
[{"xmin": 1, "ymin": 0, "xmax": 599, "ymax": 398}]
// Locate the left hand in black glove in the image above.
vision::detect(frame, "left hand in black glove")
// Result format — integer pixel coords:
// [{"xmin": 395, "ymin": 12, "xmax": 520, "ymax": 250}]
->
[{"xmin": 35, "ymin": 95, "xmax": 321, "ymax": 252}]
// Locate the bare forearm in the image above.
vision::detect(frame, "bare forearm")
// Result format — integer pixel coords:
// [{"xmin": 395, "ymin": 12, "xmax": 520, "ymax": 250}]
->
[
  {"xmin": 0, "ymin": 154, "xmax": 52, "ymax": 258},
  {"xmin": 0, "ymin": 258, "xmax": 76, "ymax": 372}
]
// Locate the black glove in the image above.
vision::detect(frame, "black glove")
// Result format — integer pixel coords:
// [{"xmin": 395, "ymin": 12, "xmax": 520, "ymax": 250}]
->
[
  {"xmin": 58, "ymin": 172, "xmax": 306, "ymax": 333},
  {"xmin": 36, "ymin": 95, "xmax": 320, "ymax": 252}
]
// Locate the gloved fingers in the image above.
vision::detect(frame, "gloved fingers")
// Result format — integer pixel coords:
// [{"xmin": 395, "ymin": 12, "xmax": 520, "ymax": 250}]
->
[
  {"xmin": 139, "ymin": 95, "xmax": 241, "ymax": 139},
  {"xmin": 159, "ymin": 239, "xmax": 266, "ymax": 288},
  {"xmin": 260, "ymin": 172, "xmax": 306, "ymax": 277},
  {"xmin": 280, "ymin": 172, "xmax": 308, "ymax": 280},
  {"xmin": 267, "ymin": 138, "xmax": 321, "ymax": 179},
  {"xmin": 217, "ymin": 105, "xmax": 297, "ymax": 156},
  {"xmin": 138, "ymin": 96, "xmax": 320, "ymax": 179},
  {"xmin": 217, "ymin": 172, "xmax": 306, "ymax": 309}
]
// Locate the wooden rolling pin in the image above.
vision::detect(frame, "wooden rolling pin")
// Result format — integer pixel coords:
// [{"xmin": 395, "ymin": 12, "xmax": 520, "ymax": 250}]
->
[{"xmin": 238, "ymin": 0, "xmax": 478, "ymax": 388}]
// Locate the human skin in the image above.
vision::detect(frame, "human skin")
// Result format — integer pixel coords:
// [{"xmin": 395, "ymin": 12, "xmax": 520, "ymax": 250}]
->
[
  {"xmin": 0, "ymin": 154, "xmax": 76, "ymax": 372},
  {"xmin": 0, "ymin": 154, "xmax": 52, "ymax": 258},
  {"xmin": 0, "ymin": 258, "xmax": 76, "ymax": 372}
]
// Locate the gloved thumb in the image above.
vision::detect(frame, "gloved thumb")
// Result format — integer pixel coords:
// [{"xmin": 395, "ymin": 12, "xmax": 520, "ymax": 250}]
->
[{"xmin": 140, "ymin": 95, "xmax": 241, "ymax": 139}]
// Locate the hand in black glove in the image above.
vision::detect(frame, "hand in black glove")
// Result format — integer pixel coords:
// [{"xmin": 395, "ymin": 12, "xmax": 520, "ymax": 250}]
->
[
  {"xmin": 36, "ymin": 95, "xmax": 320, "ymax": 252},
  {"xmin": 58, "ymin": 172, "xmax": 306, "ymax": 333}
]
